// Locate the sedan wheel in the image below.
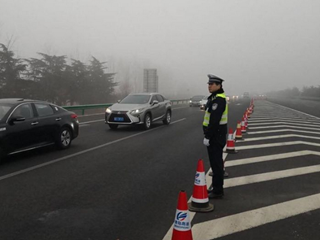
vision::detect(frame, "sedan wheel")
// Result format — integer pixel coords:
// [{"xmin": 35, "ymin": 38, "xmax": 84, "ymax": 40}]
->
[
  {"xmin": 163, "ymin": 110, "xmax": 171, "ymax": 125},
  {"xmin": 143, "ymin": 113, "xmax": 151, "ymax": 130},
  {"xmin": 56, "ymin": 127, "xmax": 72, "ymax": 149}
]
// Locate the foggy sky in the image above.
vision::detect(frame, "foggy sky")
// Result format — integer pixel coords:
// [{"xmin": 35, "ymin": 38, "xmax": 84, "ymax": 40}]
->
[{"xmin": 1, "ymin": 0, "xmax": 320, "ymax": 98}]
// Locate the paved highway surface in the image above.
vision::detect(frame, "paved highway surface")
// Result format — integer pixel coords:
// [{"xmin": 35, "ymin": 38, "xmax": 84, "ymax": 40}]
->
[{"xmin": 1, "ymin": 99, "xmax": 320, "ymax": 240}]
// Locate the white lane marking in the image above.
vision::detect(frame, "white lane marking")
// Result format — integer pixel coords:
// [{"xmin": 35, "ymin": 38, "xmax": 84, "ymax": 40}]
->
[
  {"xmin": 236, "ymin": 141, "xmax": 320, "ymax": 150},
  {"xmin": 224, "ymin": 164, "xmax": 320, "ymax": 188},
  {"xmin": 249, "ymin": 121, "xmax": 320, "ymax": 127},
  {"xmin": 78, "ymin": 113, "xmax": 104, "ymax": 117},
  {"xmin": 225, "ymin": 150, "xmax": 320, "ymax": 167},
  {"xmin": 249, "ymin": 117, "xmax": 304, "ymax": 121},
  {"xmin": 192, "ymin": 193, "xmax": 320, "ymax": 240},
  {"xmin": 79, "ymin": 124, "xmax": 90, "ymax": 127},
  {"xmin": 249, "ymin": 119, "xmax": 320, "ymax": 124},
  {"xmin": 80, "ymin": 119, "xmax": 104, "ymax": 125},
  {"xmin": 249, "ymin": 125, "xmax": 320, "ymax": 131},
  {"xmin": 247, "ymin": 129, "xmax": 320, "ymax": 135},
  {"xmin": 0, "ymin": 118, "xmax": 186, "ymax": 182},
  {"xmin": 237, "ymin": 134, "xmax": 320, "ymax": 142},
  {"xmin": 270, "ymin": 102, "xmax": 320, "ymax": 120}
]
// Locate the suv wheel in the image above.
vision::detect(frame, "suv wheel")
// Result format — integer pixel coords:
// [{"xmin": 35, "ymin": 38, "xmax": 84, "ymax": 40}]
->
[
  {"xmin": 163, "ymin": 110, "xmax": 171, "ymax": 125},
  {"xmin": 109, "ymin": 124, "xmax": 118, "ymax": 130},
  {"xmin": 143, "ymin": 113, "xmax": 152, "ymax": 130},
  {"xmin": 56, "ymin": 127, "xmax": 72, "ymax": 149}
]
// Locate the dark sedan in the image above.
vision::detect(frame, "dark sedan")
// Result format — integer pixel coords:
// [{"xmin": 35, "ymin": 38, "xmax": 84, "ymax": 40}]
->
[{"xmin": 0, "ymin": 98, "xmax": 79, "ymax": 159}]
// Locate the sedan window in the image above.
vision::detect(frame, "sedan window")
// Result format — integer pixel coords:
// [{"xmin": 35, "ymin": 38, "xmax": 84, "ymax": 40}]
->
[
  {"xmin": 156, "ymin": 95, "xmax": 164, "ymax": 102},
  {"xmin": 151, "ymin": 96, "xmax": 158, "ymax": 103},
  {"xmin": 35, "ymin": 103, "xmax": 54, "ymax": 117},
  {"xmin": 0, "ymin": 104, "xmax": 12, "ymax": 121},
  {"xmin": 12, "ymin": 104, "xmax": 34, "ymax": 119}
]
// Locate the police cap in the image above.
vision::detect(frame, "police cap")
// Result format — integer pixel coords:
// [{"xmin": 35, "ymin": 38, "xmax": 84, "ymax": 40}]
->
[{"xmin": 207, "ymin": 74, "xmax": 224, "ymax": 84}]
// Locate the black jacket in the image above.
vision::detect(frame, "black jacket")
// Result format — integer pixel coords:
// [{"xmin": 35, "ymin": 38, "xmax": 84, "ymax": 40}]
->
[{"xmin": 203, "ymin": 88, "xmax": 227, "ymax": 146}]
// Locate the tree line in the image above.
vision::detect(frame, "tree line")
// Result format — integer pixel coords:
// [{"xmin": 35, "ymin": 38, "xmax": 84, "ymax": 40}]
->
[{"xmin": 0, "ymin": 43, "xmax": 117, "ymax": 105}]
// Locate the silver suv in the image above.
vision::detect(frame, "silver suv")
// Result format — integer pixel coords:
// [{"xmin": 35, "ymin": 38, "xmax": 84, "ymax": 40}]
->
[{"xmin": 105, "ymin": 93, "xmax": 172, "ymax": 130}]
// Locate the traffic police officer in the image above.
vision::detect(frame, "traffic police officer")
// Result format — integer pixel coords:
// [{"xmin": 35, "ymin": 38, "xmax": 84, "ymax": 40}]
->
[{"xmin": 203, "ymin": 74, "xmax": 228, "ymax": 198}]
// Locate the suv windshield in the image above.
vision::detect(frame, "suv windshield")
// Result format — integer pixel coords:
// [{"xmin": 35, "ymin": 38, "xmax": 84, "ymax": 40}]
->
[
  {"xmin": 120, "ymin": 95, "xmax": 151, "ymax": 104},
  {"xmin": 0, "ymin": 104, "xmax": 12, "ymax": 121}
]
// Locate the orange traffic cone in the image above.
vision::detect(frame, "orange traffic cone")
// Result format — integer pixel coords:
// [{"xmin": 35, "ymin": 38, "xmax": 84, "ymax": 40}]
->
[
  {"xmin": 172, "ymin": 190, "xmax": 193, "ymax": 240},
  {"xmin": 244, "ymin": 114, "xmax": 248, "ymax": 129},
  {"xmin": 241, "ymin": 117, "xmax": 246, "ymax": 133},
  {"xmin": 247, "ymin": 108, "xmax": 251, "ymax": 118},
  {"xmin": 225, "ymin": 128, "xmax": 237, "ymax": 153},
  {"xmin": 235, "ymin": 121, "xmax": 243, "ymax": 140},
  {"xmin": 188, "ymin": 159, "xmax": 214, "ymax": 213}
]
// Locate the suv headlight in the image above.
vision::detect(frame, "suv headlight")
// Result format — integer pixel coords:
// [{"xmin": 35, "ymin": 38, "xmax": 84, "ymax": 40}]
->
[
  {"xmin": 130, "ymin": 108, "xmax": 145, "ymax": 116},
  {"xmin": 106, "ymin": 108, "xmax": 112, "ymax": 114}
]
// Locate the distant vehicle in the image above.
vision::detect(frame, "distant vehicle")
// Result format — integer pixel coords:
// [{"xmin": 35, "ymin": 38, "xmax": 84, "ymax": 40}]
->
[
  {"xmin": 0, "ymin": 98, "xmax": 79, "ymax": 159},
  {"xmin": 105, "ymin": 93, "xmax": 172, "ymax": 130},
  {"xmin": 200, "ymin": 95, "xmax": 229, "ymax": 110},
  {"xmin": 189, "ymin": 95, "xmax": 205, "ymax": 107},
  {"xmin": 243, "ymin": 92, "xmax": 250, "ymax": 99},
  {"xmin": 200, "ymin": 96, "xmax": 208, "ymax": 110}
]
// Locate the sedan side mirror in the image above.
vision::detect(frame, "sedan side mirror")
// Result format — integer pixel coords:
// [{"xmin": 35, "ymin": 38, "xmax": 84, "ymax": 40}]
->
[
  {"xmin": 9, "ymin": 116, "xmax": 26, "ymax": 125},
  {"xmin": 152, "ymin": 100, "xmax": 159, "ymax": 105}
]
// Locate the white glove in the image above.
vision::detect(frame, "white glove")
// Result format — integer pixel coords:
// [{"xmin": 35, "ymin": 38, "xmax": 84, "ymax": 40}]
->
[{"xmin": 203, "ymin": 138, "xmax": 210, "ymax": 147}]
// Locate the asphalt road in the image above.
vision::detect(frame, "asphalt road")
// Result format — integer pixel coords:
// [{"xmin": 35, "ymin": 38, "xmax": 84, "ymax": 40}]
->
[{"xmin": 1, "ymin": 99, "xmax": 320, "ymax": 240}]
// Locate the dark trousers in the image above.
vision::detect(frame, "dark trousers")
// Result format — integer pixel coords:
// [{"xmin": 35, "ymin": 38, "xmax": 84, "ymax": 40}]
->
[{"xmin": 207, "ymin": 143, "xmax": 224, "ymax": 193}]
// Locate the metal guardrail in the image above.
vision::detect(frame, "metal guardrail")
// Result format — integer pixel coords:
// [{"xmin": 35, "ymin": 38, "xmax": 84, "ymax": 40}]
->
[{"xmin": 63, "ymin": 99, "xmax": 190, "ymax": 115}]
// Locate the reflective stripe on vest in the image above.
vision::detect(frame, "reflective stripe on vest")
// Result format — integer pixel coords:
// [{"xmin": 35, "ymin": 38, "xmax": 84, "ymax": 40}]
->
[{"xmin": 203, "ymin": 93, "xmax": 228, "ymax": 127}]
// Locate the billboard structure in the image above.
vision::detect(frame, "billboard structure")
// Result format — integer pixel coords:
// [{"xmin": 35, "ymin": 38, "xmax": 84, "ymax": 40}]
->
[{"xmin": 143, "ymin": 69, "xmax": 158, "ymax": 93}]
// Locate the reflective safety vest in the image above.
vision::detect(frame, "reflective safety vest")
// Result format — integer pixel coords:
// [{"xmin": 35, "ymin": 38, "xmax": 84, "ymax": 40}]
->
[{"xmin": 203, "ymin": 93, "xmax": 228, "ymax": 127}]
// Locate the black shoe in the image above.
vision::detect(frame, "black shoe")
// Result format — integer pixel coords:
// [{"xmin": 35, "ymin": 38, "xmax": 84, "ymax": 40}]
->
[
  {"xmin": 208, "ymin": 192, "xmax": 224, "ymax": 199},
  {"xmin": 207, "ymin": 184, "xmax": 213, "ymax": 193}
]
